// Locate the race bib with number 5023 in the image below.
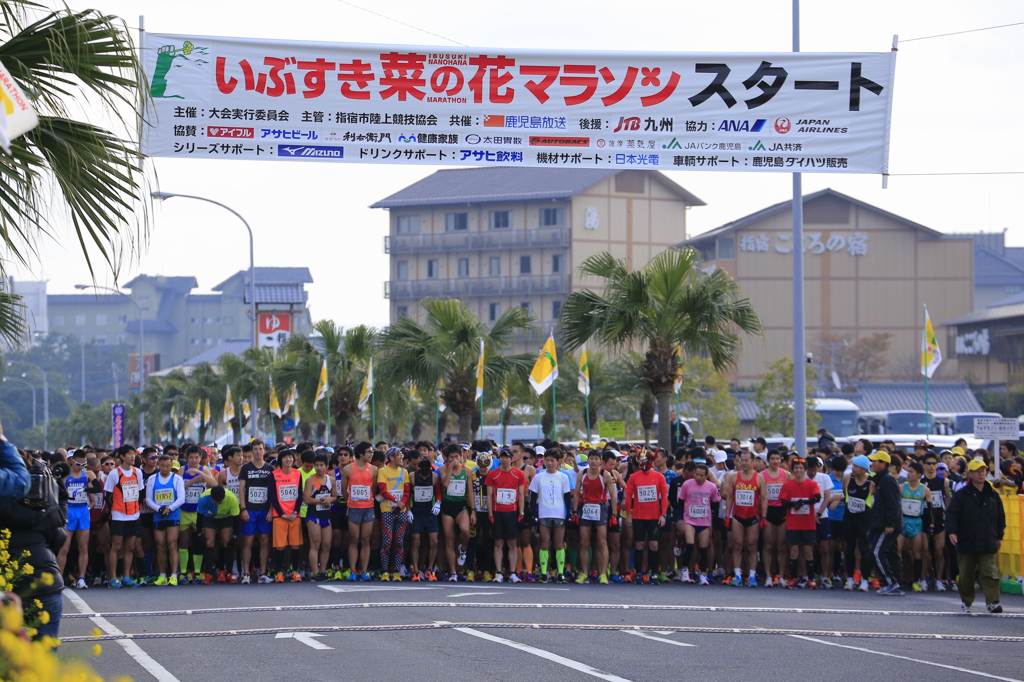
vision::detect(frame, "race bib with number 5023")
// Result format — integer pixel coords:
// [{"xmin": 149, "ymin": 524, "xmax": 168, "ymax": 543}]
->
[{"xmin": 248, "ymin": 486, "xmax": 268, "ymax": 505}]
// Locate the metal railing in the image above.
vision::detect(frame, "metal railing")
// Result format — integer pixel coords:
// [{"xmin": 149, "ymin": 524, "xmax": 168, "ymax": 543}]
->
[
  {"xmin": 385, "ymin": 274, "xmax": 570, "ymax": 300},
  {"xmin": 385, "ymin": 227, "xmax": 569, "ymax": 254}
]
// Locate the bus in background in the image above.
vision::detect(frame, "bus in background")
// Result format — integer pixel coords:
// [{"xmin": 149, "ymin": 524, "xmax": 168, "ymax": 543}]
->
[
  {"xmin": 814, "ymin": 398, "xmax": 860, "ymax": 437},
  {"xmin": 858, "ymin": 411, "xmax": 887, "ymax": 435},
  {"xmin": 883, "ymin": 410, "xmax": 931, "ymax": 434}
]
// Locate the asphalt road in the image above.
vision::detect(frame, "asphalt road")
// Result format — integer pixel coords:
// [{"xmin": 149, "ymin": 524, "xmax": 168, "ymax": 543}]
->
[{"xmin": 56, "ymin": 580, "xmax": 1024, "ymax": 682}]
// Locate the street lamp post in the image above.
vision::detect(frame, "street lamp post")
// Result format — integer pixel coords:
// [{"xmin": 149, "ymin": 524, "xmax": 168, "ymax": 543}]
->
[
  {"xmin": 2, "ymin": 377, "xmax": 37, "ymax": 427},
  {"xmin": 77, "ymin": 285, "xmax": 145, "ymax": 444},
  {"xmin": 152, "ymin": 191, "xmax": 258, "ymax": 439}
]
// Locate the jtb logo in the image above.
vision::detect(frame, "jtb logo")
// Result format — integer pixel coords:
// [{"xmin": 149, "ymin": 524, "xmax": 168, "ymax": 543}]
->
[
  {"xmin": 278, "ymin": 145, "xmax": 343, "ymax": 158},
  {"xmin": 613, "ymin": 116, "xmax": 641, "ymax": 133},
  {"xmin": 717, "ymin": 119, "xmax": 766, "ymax": 132}
]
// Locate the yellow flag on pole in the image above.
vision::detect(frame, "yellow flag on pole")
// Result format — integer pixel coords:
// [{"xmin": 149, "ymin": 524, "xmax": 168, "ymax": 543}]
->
[
  {"xmin": 673, "ymin": 344, "xmax": 683, "ymax": 395},
  {"xmin": 291, "ymin": 383, "xmax": 300, "ymax": 425},
  {"xmin": 223, "ymin": 386, "xmax": 235, "ymax": 423},
  {"xmin": 203, "ymin": 399, "xmax": 211, "ymax": 427},
  {"xmin": 475, "ymin": 339, "xmax": 485, "ymax": 401},
  {"xmin": 242, "ymin": 401, "xmax": 251, "ymax": 421},
  {"xmin": 269, "ymin": 377, "xmax": 282, "ymax": 418},
  {"xmin": 529, "ymin": 333, "xmax": 558, "ymax": 395},
  {"xmin": 578, "ymin": 343, "xmax": 590, "ymax": 396},
  {"xmin": 314, "ymin": 359, "xmax": 328, "ymax": 410},
  {"xmin": 358, "ymin": 358, "xmax": 374, "ymax": 410},
  {"xmin": 192, "ymin": 399, "xmax": 202, "ymax": 428},
  {"xmin": 437, "ymin": 377, "xmax": 446, "ymax": 412},
  {"xmin": 921, "ymin": 305, "xmax": 942, "ymax": 379}
]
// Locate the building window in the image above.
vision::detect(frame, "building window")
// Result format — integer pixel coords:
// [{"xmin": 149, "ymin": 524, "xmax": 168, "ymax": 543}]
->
[
  {"xmin": 458, "ymin": 258, "xmax": 470, "ymax": 277},
  {"xmin": 74, "ymin": 314, "xmax": 85, "ymax": 326},
  {"xmin": 117, "ymin": 314, "xmax": 127, "ymax": 325},
  {"xmin": 53, "ymin": 314, "xmax": 64, "ymax": 326},
  {"xmin": 427, "ymin": 259, "xmax": 439, "ymax": 278},
  {"xmin": 117, "ymin": 334, "xmax": 128, "ymax": 345},
  {"xmin": 520, "ymin": 255, "xmax": 532, "ymax": 274},
  {"xmin": 489, "ymin": 257, "xmax": 500, "ymax": 276},
  {"xmin": 490, "ymin": 210, "xmax": 510, "ymax": 228},
  {"xmin": 552, "ymin": 300, "xmax": 562, "ymax": 318},
  {"xmin": 95, "ymin": 335, "xmax": 107, "ymax": 345},
  {"xmin": 396, "ymin": 306, "xmax": 409, "ymax": 317},
  {"xmin": 205, "ymin": 338, "xmax": 214, "ymax": 345},
  {"xmin": 190, "ymin": 317, "xmax": 199, "ymax": 324},
  {"xmin": 190, "ymin": 338, "xmax": 199, "ymax": 345},
  {"xmin": 489, "ymin": 303, "xmax": 499, "ymax": 322},
  {"xmin": 552, "ymin": 254, "xmax": 562, "ymax": 273},
  {"xmin": 204, "ymin": 317, "xmax": 213, "ymax": 324},
  {"xmin": 396, "ymin": 215, "xmax": 421, "ymax": 234},
  {"xmin": 216, "ymin": 317, "xmax": 222, "ymax": 323},
  {"xmin": 396, "ymin": 260, "xmax": 409, "ymax": 280},
  {"xmin": 540, "ymin": 207, "xmax": 562, "ymax": 226},
  {"xmin": 95, "ymin": 314, "xmax": 107, "ymax": 326},
  {"xmin": 445, "ymin": 212, "xmax": 468, "ymax": 231},
  {"xmin": 717, "ymin": 236, "xmax": 735, "ymax": 260},
  {"xmin": 520, "ymin": 301, "xmax": 532, "ymax": 311}
]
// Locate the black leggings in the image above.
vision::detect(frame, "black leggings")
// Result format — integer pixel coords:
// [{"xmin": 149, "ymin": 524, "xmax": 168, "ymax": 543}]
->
[{"xmin": 843, "ymin": 513, "xmax": 873, "ymax": 577}]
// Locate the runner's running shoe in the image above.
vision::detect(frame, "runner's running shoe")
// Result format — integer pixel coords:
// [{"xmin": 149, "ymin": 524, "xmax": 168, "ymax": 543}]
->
[
  {"xmin": 241, "ymin": 574, "xmax": 251, "ymax": 585},
  {"xmin": 729, "ymin": 575, "xmax": 742, "ymax": 587},
  {"xmin": 493, "ymin": 573, "xmax": 504, "ymax": 583},
  {"xmin": 360, "ymin": 572, "xmax": 371, "ymax": 582},
  {"xmin": 599, "ymin": 574, "xmax": 609, "ymax": 585},
  {"xmin": 168, "ymin": 574, "xmax": 179, "ymax": 586},
  {"xmin": 698, "ymin": 573, "xmax": 710, "ymax": 586},
  {"xmin": 575, "ymin": 573, "xmax": 588, "ymax": 584},
  {"xmin": 274, "ymin": 572, "xmax": 285, "ymax": 583},
  {"xmin": 75, "ymin": 577, "xmax": 89, "ymax": 589},
  {"xmin": 259, "ymin": 574, "xmax": 275, "ymax": 584},
  {"xmin": 108, "ymin": 578, "xmax": 122, "ymax": 589},
  {"xmin": 510, "ymin": 573, "xmax": 521, "ymax": 583},
  {"xmin": 291, "ymin": 572, "xmax": 303, "ymax": 583},
  {"xmin": 217, "ymin": 570, "xmax": 227, "ymax": 583}
]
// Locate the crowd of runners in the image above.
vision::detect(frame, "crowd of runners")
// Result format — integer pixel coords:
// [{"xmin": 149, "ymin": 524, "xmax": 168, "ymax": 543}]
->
[{"xmin": 46, "ymin": 435, "xmax": 1020, "ymax": 612}]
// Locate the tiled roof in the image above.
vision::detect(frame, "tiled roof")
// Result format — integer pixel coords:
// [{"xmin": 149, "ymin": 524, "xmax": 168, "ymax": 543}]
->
[
  {"xmin": 243, "ymin": 285, "xmax": 308, "ymax": 304},
  {"xmin": 370, "ymin": 168, "xmax": 705, "ymax": 208},
  {"xmin": 213, "ymin": 267, "xmax": 313, "ymax": 291},
  {"xmin": 941, "ymin": 302, "xmax": 1024, "ymax": 327},
  {"xmin": 182, "ymin": 340, "xmax": 251, "ymax": 366}
]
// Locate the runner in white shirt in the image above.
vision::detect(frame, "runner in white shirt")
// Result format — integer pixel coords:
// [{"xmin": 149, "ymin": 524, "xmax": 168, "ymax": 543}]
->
[{"xmin": 529, "ymin": 452, "xmax": 572, "ymax": 582}]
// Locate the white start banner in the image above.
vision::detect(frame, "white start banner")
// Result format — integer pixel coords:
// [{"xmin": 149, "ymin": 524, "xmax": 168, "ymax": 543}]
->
[{"xmin": 140, "ymin": 33, "xmax": 896, "ymax": 174}]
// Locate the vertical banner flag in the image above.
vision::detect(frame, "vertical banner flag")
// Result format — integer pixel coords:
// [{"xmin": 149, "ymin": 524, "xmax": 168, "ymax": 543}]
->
[
  {"xmin": 314, "ymin": 359, "xmax": 328, "ymax": 409},
  {"xmin": 283, "ymin": 383, "xmax": 295, "ymax": 412},
  {"xmin": 0, "ymin": 59, "xmax": 39, "ymax": 152},
  {"xmin": 203, "ymin": 399, "xmax": 211, "ymax": 428},
  {"xmin": 223, "ymin": 386, "xmax": 235, "ymax": 423},
  {"xmin": 437, "ymin": 377, "xmax": 446, "ymax": 412},
  {"xmin": 170, "ymin": 405, "xmax": 178, "ymax": 432},
  {"xmin": 501, "ymin": 384, "xmax": 509, "ymax": 407},
  {"xmin": 529, "ymin": 334, "xmax": 559, "ymax": 395},
  {"xmin": 242, "ymin": 401, "xmax": 251, "ymax": 422},
  {"xmin": 140, "ymin": 34, "xmax": 897, "ymax": 175},
  {"xmin": 475, "ymin": 339, "xmax": 485, "ymax": 401},
  {"xmin": 578, "ymin": 343, "xmax": 590, "ymax": 396},
  {"xmin": 291, "ymin": 383, "xmax": 300, "ymax": 425},
  {"xmin": 673, "ymin": 344, "xmax": 683, "ymax": 394},
  {"xmin": 358, "ymin": 358, "xmax": 374, "ymax": 410},
  {"xmin": 269, "ymin": 377, "xmax": 282, "ymax": 417},
  {"xmin": 192, "ymin": 399, "xmax": 203, "ymax": 429},
  {"xmin": 921, "ymin": 305, "xmax": 942, "ymax": 379},
  {"xmin": 111, "ymin": 403, "xmax": 126, "ymax": 448}
]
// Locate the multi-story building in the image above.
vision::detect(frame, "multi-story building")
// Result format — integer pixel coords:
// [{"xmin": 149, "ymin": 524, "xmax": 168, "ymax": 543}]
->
[
  {"xmin": 46, "ymin": 267, "xmax": 313, "ymax": 370},
  {"xmin": 372, "ymin": 167, "xmax": 705, "ymax": 352}
]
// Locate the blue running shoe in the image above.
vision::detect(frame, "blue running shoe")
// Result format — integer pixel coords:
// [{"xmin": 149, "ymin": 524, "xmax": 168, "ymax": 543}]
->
[
  {"xmin": 360, "ymin": 572, "xmax": 371, "ymax": 582},
  {"xmin": 108, "ymin": 578, "xmax": 122, "ymax": 589},
  {"xmin": 122, "ymin": 577, "xmax": 139, "ymax": 588}
]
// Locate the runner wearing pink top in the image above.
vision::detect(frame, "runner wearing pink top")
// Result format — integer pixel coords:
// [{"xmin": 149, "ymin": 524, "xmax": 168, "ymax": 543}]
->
[{"xmin": 676, "ymin": 464, "xmax": 720, "ymax": 585}]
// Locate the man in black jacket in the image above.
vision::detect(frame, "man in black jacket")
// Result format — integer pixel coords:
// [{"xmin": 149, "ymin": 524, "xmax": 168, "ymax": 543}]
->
[
  {"xmin": 868, "ymin": 451, "xmax": 904, "ymax": 595},
  {"xmin": 945, "ymin": 459, "xmax": 1006, "ymax": 613}
]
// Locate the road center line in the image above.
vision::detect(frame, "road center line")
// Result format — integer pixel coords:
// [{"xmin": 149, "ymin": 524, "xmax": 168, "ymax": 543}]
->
[
  {"xmin": 63, "ymin": 589, "xmax": 181, "ymax": 682},
  {"xmin": 444, "ymin": 622, "xmax": 633, "ymax": 682},
  {"xmin": 788, "ymin": 635, "xmax": 1024, "ymax": 682}
]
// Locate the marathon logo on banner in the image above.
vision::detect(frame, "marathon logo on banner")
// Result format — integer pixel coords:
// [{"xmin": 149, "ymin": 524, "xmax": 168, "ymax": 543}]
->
[{"xmin": 141, "ymin": 34, "xmax": 896, "ymax": 174}]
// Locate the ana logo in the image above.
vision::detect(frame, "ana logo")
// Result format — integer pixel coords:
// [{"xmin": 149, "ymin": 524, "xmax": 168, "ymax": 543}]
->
[
  {"xmin": 748, "ymin": 140, "xmax": 766, "ymax": 151},
  {"xmin": 278, "ymin": 145, "xmax": 344, "ymax": 159},
  {"xmin": 661, "ymin": 138, "xmax": 682, "ymax": 149},
  {"xmin": 150, "ymin": 40, "xmax": 209, "ymax": 99},
  {"xmin": 612, "ymin": 116, "xmax": 641, "ymax": 133},
  {"xmin": 774, "ymin": 117, "xmax": 791, "ymax": 134},
  {"xmin": 718, "ymin": 119, "xmax": 766, "ymax": 132}
]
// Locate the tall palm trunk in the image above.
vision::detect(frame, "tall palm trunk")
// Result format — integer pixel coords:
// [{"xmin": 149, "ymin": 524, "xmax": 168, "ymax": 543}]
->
[
  {"xmin": 656, "ymin": 390, "xmax": 673, "ymax": 452},
  {"xmin": 458, "ymin": 409, "xmax": 473, "ymax": 443}
]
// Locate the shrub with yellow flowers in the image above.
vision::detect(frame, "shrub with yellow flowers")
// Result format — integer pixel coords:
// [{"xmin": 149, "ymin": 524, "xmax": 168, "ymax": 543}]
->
[{"xmin": 0, "ymin": 529, "xmax": 131, "ymax": 681}]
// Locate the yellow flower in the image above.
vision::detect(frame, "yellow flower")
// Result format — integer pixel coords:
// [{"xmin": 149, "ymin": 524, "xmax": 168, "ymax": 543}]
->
[
  {"xmin": 92, "ymin": 643, "xmax": 103, "ymax": 657},
  {"xmin": 39, "ymin": 571, "xmax": 55, "ymax": 586},
  {"xmin": 1, "ymin": 603, "xmax": 24, "ymax": 630},
  {"xmin": 38, "ymin": 608, "xmax": 50, "ymax": 624},
  {"xmin": 91, "ymin": 627, "xmax": 103, "ymax": 638}
]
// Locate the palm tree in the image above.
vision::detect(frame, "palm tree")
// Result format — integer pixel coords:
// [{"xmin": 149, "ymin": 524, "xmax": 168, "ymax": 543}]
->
[
  {"xmin": 377, "ymin": 297, "xmax": 535, "ymax": 443},
  {"xmin": 187, "ymin": 362, "xmax": 225, "ymax": 444},
  {"xmin": 219, "ymin": 352, "xmax": 255, "ymax": 443},
  {"xmin": 0, "ymin": 3, "xmax": 147, "ymax": 341},
  {"xmin": 559, "ymin": 248, "xmax": 763, "ymax": 451}
]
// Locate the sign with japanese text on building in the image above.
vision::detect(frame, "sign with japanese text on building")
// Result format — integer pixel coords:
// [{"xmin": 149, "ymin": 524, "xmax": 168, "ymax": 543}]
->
[
  {"xmin": 141, "ymin": 33, "xmax": 896, "ymax": 174},
  {"xmin": 258, "ymin": 312, "xmax": 291, "ymax": 349},
  {"xmin": 128, "ymin": 353, "xmax": 159, "ymax": 390}
]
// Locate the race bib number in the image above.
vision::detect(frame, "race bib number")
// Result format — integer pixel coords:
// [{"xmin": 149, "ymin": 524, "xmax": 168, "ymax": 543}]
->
[
  {"xmin": 279, "ymin": 484, "xmax": 299, "ymax": 503},
  {"xmin": 447, "ymin": 479, "xmax": 466, "ymax": 498},
  {"xmin": 226, "ymin": 482, "xmax": 240, "ymax": 497},
  {"xmin": 901, "ymin": 498, "xmax": 922, "ymax": 517},
  {"xmin": 248, "ymin": 487, "xmax": 268, "ymax": 505},
  {"xmin": 582, "ymin": 503, "xmax": 601, "ymax": 521},
  {"xmin": 735, "ymin": 489, "xmax": 755, "ymax": 507},
  {"xmin": 688, "ymin": 504, "xmax": 708, "ymax": 519},
  {"xmin": 930, "ymin": 490, "xmax": 945, "ymax": 510},
  {"xmin": 496, "ymin": 488, "xmax": 516, "ymax": 506},
  {"xmin": 315, "ymin": 493, "xmax": 330, "ymax": 511},
  {"xmin": 121, "ymin": 482, "xmax": 139, "ymax": 504},
  {"xmin": 68, "ymin": 483, "xmax": 87, "ymax": 503},
  {"xmin": 637, "ymin": 485, "xmax": 657, "ymax": 503},
  {"xmin": 766, "ymin": 482, "xmax": 782, "ymax": 501},
  {"xmin": 414, "ymin": 486, "xmax": 434, "ymax": 503},
  {"xmin": 791, "ymin": 499, "xmax": 810, "ymax": 515},
  {"xmin": 350, "ymin": 485, "xmax": 371, "ymax": 502},
  {"xmin": 154, "ymin": 489, "xmax": 174, "ymax": 504},
  {"xmin": 846, "ymin": 497, "xmax": 867, "ymax": 514},
  {"xmin": 185, "ymin": 485, "xmax": 203, "ymax": 504}
]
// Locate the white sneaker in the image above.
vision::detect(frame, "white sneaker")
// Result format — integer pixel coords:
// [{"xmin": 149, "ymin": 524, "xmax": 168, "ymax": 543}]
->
[
  {"xmin": 844, "ymin": 578, "xmax": 854, "ymax": 591},
  {"xmin": 677, "ymin": 570, "xmax": 688, "ymax": 583},
  {"xmin": 510, "ymin": 573, "xmax": 521, "ymax": 583},
  {"xmin": 457, "ymin": 545, "xmax": 467, "ymax": 567},
  {"xmin": 448, "ymin": 573, "xmax": 458, "ymax": 582},
  {"xmin": 399, "ymin": 565, "xmax": 410, "ymax": 578},
  {"xmin": 858, "ymin": 579, "xmax": 869, "ymax": 592},
  {"xmin": 935, "ymin": 580, "xmax": 946, "ymax": 592},
  {"xmin": 241, "ymin": 574, "xmax": 251, "ymax": 584},
  {"xmin": 493, "ymin": 573, "xmax": 504, "ymax": 583},
  {"xmin": 75, "ymin": 577, "xmax": 88, "ymax": 589},
  {"xmin": 258, "ymin": 574, "xmax": 274, "ymax": 584},
  {"xmin": 960, "ymin": 603, "xmax": 972, "ymax": 614},
  {"xmin": 698, "ymin": 574, "xmax": 710, "ymax": 586}
]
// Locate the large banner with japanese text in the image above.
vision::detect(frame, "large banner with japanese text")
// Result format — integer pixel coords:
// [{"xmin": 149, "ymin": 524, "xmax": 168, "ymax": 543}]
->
[{"xmin": 141, "ymin": 33, "xmax": 896, "ymax": 174}]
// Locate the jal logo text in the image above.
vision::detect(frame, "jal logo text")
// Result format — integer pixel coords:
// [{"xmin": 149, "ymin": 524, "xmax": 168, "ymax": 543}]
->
[{"xmin": 613, "ymin": 116, "xmax": 641, "ymax": 133}]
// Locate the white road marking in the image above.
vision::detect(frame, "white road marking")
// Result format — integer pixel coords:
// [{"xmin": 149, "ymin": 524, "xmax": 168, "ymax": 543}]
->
[
  {"xmin": 63, "ymin": 589, "xmax": 181, "ymax": 682},
  {"xmin": 275, "ymin": 632, "xmax": 333, "ymax": 650},
  {"xmin": 448, "ymin": 591, "xmax": 504, "ymax": 597},
  {"xmin": 444, "ymin": 622, "xmax": 632, "ymax": 682},
  {"xmin": 621, "ymin": 630, "xmax": 696, "ymax": 647},
  {"xmin": 442, "ymin": 584, "xmax": 571, "ymax": 591},
  {"xmin": 317, "ymin": 585, "xmax": 439, "ymax": 593},
  {"xmin": 788, "ymin": 635, "xmax": 1024, "ymax": 682}
]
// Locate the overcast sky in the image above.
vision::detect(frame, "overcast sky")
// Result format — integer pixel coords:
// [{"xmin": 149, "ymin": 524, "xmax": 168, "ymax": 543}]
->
[{"xmin": 16, "ymin": 0, "xmax": 1024, "ymax": 329}]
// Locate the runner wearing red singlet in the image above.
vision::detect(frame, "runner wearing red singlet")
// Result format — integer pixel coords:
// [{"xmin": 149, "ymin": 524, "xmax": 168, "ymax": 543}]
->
[
  {"xmin": 574, "ymin": 449, "xmax": 618, "ymax": 584},
  {"xmin": 761, "ymin": 450, "xmax": 791, "ymax": 587},
  {"xmin": 723, "ymin": 451, "xmax": 768, "ymax": 587}
]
